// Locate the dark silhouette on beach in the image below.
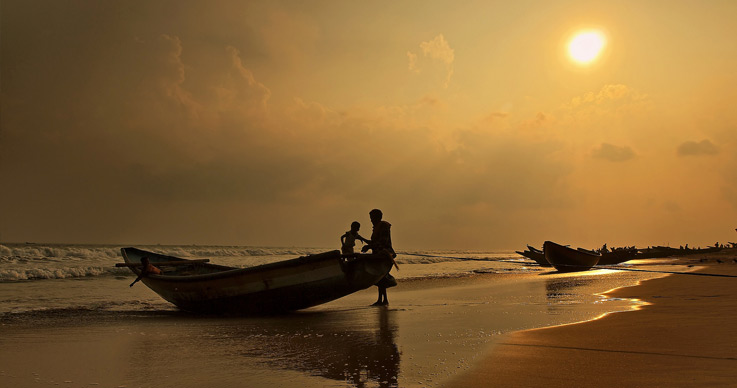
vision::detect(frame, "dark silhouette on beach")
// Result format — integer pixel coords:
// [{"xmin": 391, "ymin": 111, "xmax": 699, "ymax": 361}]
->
[
  {"xmin": 341, "ymin": 221, "xmax": 369, "ymax": 255},
  {"xmin": 362, "ymin": 209, "xmax": 398, "ymax": 306}
]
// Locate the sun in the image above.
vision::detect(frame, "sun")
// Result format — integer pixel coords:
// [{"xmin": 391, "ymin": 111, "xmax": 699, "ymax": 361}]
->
[{"xmin": 567, "ymin": 30, "xmax": 606, "ymax": 65}]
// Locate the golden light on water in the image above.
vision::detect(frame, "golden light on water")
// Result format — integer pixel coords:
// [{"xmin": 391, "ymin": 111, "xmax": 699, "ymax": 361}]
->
[{"xmin": 567, "ymin": 30, "xmax": 606, "ymax": 65}]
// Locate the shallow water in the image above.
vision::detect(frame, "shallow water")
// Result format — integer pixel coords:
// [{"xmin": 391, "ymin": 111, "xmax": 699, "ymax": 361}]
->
[{"xmin": 0, "ymin": 244, "xmax": 684, "ymax": 387}]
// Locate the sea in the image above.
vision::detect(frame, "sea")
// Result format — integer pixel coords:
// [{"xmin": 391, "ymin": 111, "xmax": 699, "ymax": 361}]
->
[
  {"xmin": 0, "ymin": 243, "xmax": 530, "ymax": 314},
  {"xmin": 0, "ymin": 243, "xmax": 682, "ymax": 388}
]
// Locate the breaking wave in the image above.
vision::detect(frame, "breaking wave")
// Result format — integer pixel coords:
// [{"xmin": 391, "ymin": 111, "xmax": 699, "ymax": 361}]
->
[
  {"xmin": 0, "ymin": 266, "xmax": 131, "ymax": 281},
  {"xmin": 0, "ymin": 243, "xmax": 521, "ymax": 283},
  {"xmin": 0, "ymin": 243, "xmax": 323, "ymax": 260}
]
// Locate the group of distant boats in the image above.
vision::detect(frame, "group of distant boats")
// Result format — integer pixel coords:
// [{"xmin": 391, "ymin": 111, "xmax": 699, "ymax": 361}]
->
[{"xmin": 517, "ymin": 241, "xmax": 732, "ymax": 272}]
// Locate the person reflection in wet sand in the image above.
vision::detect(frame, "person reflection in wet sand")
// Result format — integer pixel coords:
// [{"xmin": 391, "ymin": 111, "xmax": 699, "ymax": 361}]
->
[
  {"xmin": 361, "ymin": 209, "xmax": 398, "ymax": 306},
  {"xmin": 214, "ymin": 309, "xmax": 400, "ymax": 388},
  {"xmin": 346, "ymin": 307, "xmax": 400, "ymax": 388},
  {"xmin": 375, "ymin": 306, "xmax": 400, "ymax": 387}
]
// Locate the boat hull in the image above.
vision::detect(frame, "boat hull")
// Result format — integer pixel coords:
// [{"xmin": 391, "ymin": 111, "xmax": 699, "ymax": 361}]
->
[
  {"xmin": 544, "ymin": 241, "xmax": 600, "ymax": 272},
  {"xmin": 121, "ymin": 247, "xmax": 394, "ymax": 314},
  {"xmin": 516, "ymin": 250, "xmax": 551, "ymax": 267}
]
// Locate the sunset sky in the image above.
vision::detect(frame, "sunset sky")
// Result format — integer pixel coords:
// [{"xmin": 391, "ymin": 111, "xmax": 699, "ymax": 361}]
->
[{"xmin": 2, "ymin": 0, "xmax": 736, "ymax": 250}]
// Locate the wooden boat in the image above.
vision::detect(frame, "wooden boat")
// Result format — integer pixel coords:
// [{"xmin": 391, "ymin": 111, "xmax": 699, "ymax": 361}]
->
[
  {"xmin": 577, "ymin": 247, "xmax": 635, "ymax": 266},
  {"xmin": 527, "ymin": 245, "xmax": 543, "ymax": 254},
  {"xmin": 516, "ymin": 249, "xmax": 552, "ymax": 267},
  {"xmin": 119, "ymin": 247, "xmax": 394, "ymax": 314},
  {"xmin": 544, "ymin": 241, "xmax": 600, "ymax": 272},
  {"xmin": 637, "ymin": 245, "xmax": 722, "ymax": 259}
]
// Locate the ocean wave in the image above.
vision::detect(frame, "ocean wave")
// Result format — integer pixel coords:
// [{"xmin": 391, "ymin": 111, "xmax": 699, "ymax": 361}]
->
[
  {"xmin": 159, "ymin": 246, "xmax": 324, "ymax": 258},
  {"xmin": 0, "ymin": 243, "xmax": 326, "ymax": 262},
  {"xmin": 0, "ymin": 244, "xmax": 121, "ymax": 261},
  {"xmin": 0, "ymin": 243, "xmax": 520, "ymax": 283},
  {"xmin": 1, "ymin": 244, "xmax": 516, "ymax": 263},
  {"xmin": 0, "ymin": 266, "xmax": 131, "ymax": 282}
]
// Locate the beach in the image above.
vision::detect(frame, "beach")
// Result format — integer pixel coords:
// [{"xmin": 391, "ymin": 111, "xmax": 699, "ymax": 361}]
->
[
  {"xmin": 0, "ymin": 244, "xmax": 732, "ymax": 387},
  {"xmin": 5, "ymin": 2, "xmax": 737, "ymax": 387},
  {"xmin": 445, "ymin": 250, "xmax": 737, "ymax": 387}
]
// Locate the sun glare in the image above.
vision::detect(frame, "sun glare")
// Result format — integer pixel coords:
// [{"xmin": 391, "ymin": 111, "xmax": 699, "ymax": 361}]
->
[{"xmin": 568, "ymin": 30, "xmax": 606, "ymax": 65}]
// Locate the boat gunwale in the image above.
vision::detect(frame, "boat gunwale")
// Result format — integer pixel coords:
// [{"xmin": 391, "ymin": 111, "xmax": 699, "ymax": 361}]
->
[{"xmin": 121, "ymin": 247, "xmax": 349, "ymax": 283}]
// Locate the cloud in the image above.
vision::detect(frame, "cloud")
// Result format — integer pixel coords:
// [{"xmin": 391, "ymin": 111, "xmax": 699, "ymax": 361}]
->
[
  {"xmin": 12, "ymin": 2, "xmax": 735, "ymax": 249},
  {"xmin": 568, "ymin": 84, "xmax": 641, "ymax": 107},
  {"xmin": 420, "ymin": 34, "xmax": 455, "ymax": 65},
  {"xmin": 407, "ymin": 51, "xmax": 419, "ymax": 72},
  {"xmin": 483, "ymin": 111, "xmax": 510, "ymax": 123},
  {"xmin": 676, "ymin": 139, "xmax": 719, "ymax": 157},
  {"xmin": 213, "ymin": 46, "xmax": 272, "ymax": 119},
  {"xmin": 564, "ymin": 84, "xmax": 651, "ymax": 121},
  {"xmin": 591, "ymin": 143, "xmax": 636, "ymax": 162},
  {"xmin": 557, "ymin": 84, "xmax": 653, "ymax": 145},
  {"xmin": 407, "ymin": 34, "xmax": 455, "ymax": 88},
  {"xmin": 127, "ymin": 35, "xmax": 205, "ymax": 119}
]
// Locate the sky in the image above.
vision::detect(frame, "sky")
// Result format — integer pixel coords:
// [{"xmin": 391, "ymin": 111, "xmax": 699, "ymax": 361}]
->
[{"xmin": 2, "ymin": 0, "xmax": 737, "ymax": 250}]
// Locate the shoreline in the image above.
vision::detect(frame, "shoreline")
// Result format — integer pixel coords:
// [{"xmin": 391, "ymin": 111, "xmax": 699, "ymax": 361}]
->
[
  {"xmin": 443, "ymin": 251, "xmax": 737, "ymax": 387},
  {"xmin": 0, "ymin": 262, "xmax": 667, "ymax": 388}
]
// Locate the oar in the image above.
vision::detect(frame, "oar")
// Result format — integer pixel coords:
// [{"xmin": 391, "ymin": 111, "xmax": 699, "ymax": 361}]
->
[{"xmin": 116, "ymin": 259, "xmax": 210, "ymax": 267}]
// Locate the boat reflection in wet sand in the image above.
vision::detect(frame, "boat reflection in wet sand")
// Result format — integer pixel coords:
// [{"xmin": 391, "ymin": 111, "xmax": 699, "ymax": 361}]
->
[
  {"xmin": 543, "ymin": 241, "xmax": 600, "ymax": 272},
  {"xmin": 119, "ymin": 247, "xmax": 394, "ymax": 314}
]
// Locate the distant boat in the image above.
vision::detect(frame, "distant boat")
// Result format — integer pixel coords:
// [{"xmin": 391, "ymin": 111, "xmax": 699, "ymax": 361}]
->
[
  {"xmin": 119, "ymin": 247, "xmax": 394, "ymax": 314},
  {"xmin": 637, "ymin": 246, "xmax": 722, "ymax": 258},
  {"xmin": 516, "ymin": 248, "xmax": 551, "ymax": 267},
  {"xmin": 544, "ymin": 241, "xmax": 600, "ymax": 272},
  {"xmin": 527, "ymin": 245, "xmax": 543, "ymax": 254},
  {"xmin": 577, "ymin": 247, "xmax": 635, "ymax": 266}
]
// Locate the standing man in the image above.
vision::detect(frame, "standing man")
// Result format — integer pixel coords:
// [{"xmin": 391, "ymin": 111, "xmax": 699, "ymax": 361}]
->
[{"xmin": 362, "ymin": 209, "xmax": 398, "ymax": 306}]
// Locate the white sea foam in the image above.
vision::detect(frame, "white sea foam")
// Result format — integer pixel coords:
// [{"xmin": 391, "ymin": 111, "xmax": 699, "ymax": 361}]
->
[
  {"xmin": 0, "ymin": 243, "xmax": 522, "ymax": 283},
  {"xmin": 0, "ymin": 266, "xmax": 129, "ymax": 281}
]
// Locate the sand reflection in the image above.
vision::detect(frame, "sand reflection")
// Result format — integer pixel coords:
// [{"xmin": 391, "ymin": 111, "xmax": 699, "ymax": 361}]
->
[
  {"xmin": 127, "ymin": 307, "xmax": 400, "ymax": 387},
  {"xmin": 250, "ymin": 308, "xmax": 400, "ymax": 388},
  {"xmin": 545, "ymin": 277, "xmax": 595, "ymax": 301}
]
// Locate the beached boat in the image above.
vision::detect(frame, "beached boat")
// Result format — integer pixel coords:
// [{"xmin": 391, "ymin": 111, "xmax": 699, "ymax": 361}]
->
[
  {"xmin": 577, "ymin": 247, "xmax": 635, "ymax": 266},
  {"xmin": 119, "ymin": 247, "xmax": 394, "ymax": 314},
  {"xmin": 637, "ymin": 245, "xmax": 722, "ymax": 259},
  {"xmin": 544, "ymin": 241, "xmax": 600, "ymax": 272},
  {"xmin": 516, "ymin": 248, "xmax": 552, "ymax": 267},
  {"xmin": 527, "ymin": 245, "xmax": 543, "ymax": 254}
]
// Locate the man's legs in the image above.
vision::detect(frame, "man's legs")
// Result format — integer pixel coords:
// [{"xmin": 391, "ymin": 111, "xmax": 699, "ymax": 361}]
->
[{"xmin": 373, "ymin": 286, "xmax": 388, "ymax": 306}]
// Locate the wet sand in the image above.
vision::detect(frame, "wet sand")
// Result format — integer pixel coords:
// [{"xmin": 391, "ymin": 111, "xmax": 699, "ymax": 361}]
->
[
  {"xmin": 0, "ymin": 265, "xmax": 666, "ymax": 388},
  {"xmin": 445, "ymin": 250, "xmax": 737, "ymax": 387}
]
